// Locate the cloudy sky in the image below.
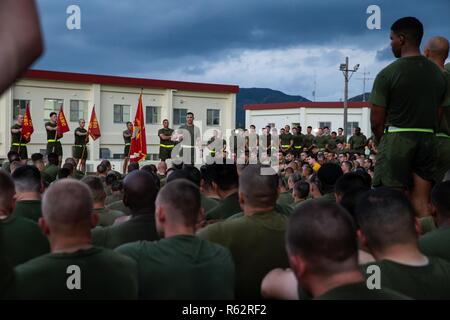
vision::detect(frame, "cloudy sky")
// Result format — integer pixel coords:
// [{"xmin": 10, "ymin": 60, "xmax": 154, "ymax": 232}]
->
[{"xmin": 34, "ymin": 0, "xmax": 450, "ymax": 100}]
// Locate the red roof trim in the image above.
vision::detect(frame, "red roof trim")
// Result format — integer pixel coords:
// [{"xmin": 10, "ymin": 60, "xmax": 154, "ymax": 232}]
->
[
  {"xmin": 244, "ymin": 101, "xmax": 370, "ymax": 110},
  {"xmin": 22, "ymin": 69, "xmax": 239, "ymax": 94}
]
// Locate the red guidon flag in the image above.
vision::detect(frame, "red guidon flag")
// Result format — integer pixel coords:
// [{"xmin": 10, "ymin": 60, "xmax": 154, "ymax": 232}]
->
[
  {"xmin": 56, "ymin": 105, "xmax": 70, "ymax": 136},
  {"xmin": 88, "ymin": 106, "xmax": 101, "ymax": 140},
  {"xmin": 21, "ymin": 103, "xmax": 34, "ymax": 141},
  {"xmin": 129, "ymin": 94, "xmax": 147, "ymax": 162}
]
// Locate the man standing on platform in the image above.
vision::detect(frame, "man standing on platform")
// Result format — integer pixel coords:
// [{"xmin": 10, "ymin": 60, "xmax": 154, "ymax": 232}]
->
[
  {"xmin": 122, "ymin": 121, "xmax": 133, "ymax": 174},
  {"xmin": 45, "ymin": 112, "xmax": 63, "ymax": 165},
  {"xmin": 178, "ymin": 112, "xmax": 201, "ymax": 165},
  {"xmin": 10, "ymin": 114, "xmax": 28, "ymax": 160},
  {"xmin": 158, "ymin": 119, "xmax": 174, "ymax": 162},
  {"xmin": 73, "ymin": 119, "xmax": 88, "ymax": 173}
]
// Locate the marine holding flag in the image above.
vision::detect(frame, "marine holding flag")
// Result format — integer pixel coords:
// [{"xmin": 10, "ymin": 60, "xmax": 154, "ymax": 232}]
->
[
  {"xmin": 129, "ymin": 94, "xmax": 147, "ymax": 163},
  {"xmin": 45, "ymin": 107, "xmax": 69, "ymax": 164},
  {"xmin": 73, "ymin": 106, "xmax": 101, "ymax": 173},
  {"xmin": 10, "ymin": 103, "xmax": 33, "ymax": 160}
]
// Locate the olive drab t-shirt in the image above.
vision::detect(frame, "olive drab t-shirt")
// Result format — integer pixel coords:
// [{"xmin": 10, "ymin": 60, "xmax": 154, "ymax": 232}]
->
[
  {"xmin": 158, "ymin": 128, "xmax": 174, "ymax": 145},
  {"xmin": 0, "ymin": 215, "xmax": 50, "ymax": 267},
  {"xmin": 94, "ymin": 207, "xmax": 125, "ymax": 227},
  {"xmin": 45, "ymin": 122, "xmax": 59, "ymax": 141},
  {"xmin": 316, "ymin": 281, "xmax": 409, "ymax": 300},
  {"xmin": 370, "ymin": 56, "xmax": 448, "ymax": 129},
  {"xmin": 291, "ymin": 134, "xmax": 304, "ymax": 148},
  {"xmin": 12, "ymin": 200, "xmax": 42, "ymax": 223},
  {"xmin": 11, "ymin": 124, "xmax": 24, "ymax": 144},
  {"xmin": 116, "ymin": 235, "xmax": 235, "ymax": 299},
  {"xmin": 123, "ymin": 130, "xmax": 132, "ymax": 144},
  {"xmin": 419, "ymin": 226, "xmax": 450, "ymax": 262},
  {"xmin": 280, "ymin": 133, "xmax": 292, "ymax": 146},
  {"xmin": 315, "ymin": 135, "xmax": 329, "ymax": 149},
  {"xmin": 74, "ymin": 127, "xmax": 88, "ymax": 145},
  {"xmin": 9, "ymin": 247, "xmax": 138, "ymax": 299},
  {"xmin": 179, "ymin": 124, "xmax": 201, "ymax": 147},
  {"xmin": 197, "ymin": 210, "xmax": 289, "ymax": 299},
  {"xmin": 362, "ymin": 257, "xmax": 450, "ymax": 299},
  {"xmin": 205, "ymin": 192, "xmax": 241, "ymax": 222}
]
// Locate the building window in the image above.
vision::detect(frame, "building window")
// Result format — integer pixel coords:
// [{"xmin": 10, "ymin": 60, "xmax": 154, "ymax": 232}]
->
[
  {"xmin": 207, "ymin": 109, "xmax": 220, "ymax": 126},
  {"xmin": 12, "ymin": 100, "xmax": 30, "ymax": 120},
  {"xmin": 70, "ymin": 100, "xmax": 88, "ymax": 122},
  {"xmin": 173, "ymin": 108, "xmax": 187, "ymax": 125},
  {"xmin": 347, "ymin": 122, "xmax": 359, "ymax": 136},
  {"xmin": 145, "ymin": 106, "xmax": 161, "ymax": 124},
  {"xmin": 113, "ymin": 104, "xmax": 131, "ymax": 123},
  {"xmin": 291, "ymin": 122, "xmax": 300, "ymax": 128},
  {"xmin": 44, "ymin": 99, "xmax": 64, "ymax": 121},
  {"xmin": 319, "ymin": 121, "xmax": 332, "ymax": 130}
]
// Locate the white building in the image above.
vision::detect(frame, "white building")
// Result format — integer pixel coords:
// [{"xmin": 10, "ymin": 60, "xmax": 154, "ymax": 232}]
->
[
  {"xmin": 0, "ymin": 70, "xmax": 238, "ymax": 164},
  {"xmin": 245, "ymin": 101, "xmax": 371, "ymax": 137}
]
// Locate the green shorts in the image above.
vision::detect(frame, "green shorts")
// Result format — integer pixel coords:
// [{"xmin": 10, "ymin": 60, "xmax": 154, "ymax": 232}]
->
[
  {"xmin": 46, "ymin": 141, "xmax": 63, "ymax": 157},
  {"xmin": 373, "ymin": 132, "xmax": 436, "ymax": 189},
  {"xmin": 159, "ymin": 147, "xmax": 173, "ymax": 161},
  {"xmin": 72, "ymin": 145, "xmax": 88, "ymax": 160},
  {"xmin": 10, "ymin": 145, "xmax": 28, "ymax": 160},
  {"xmin": 124, "ymin": 144, "xmax": 130, "ymax": 157},
  {"xmin": 435, "ymin": 136, "xmax": 450, "ymax": 183}
]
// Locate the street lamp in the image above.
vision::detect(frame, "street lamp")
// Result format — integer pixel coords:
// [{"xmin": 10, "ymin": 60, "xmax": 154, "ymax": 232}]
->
[{"xmin": 340, "ymin": 57, "xmax": 359, "ymax": 138}]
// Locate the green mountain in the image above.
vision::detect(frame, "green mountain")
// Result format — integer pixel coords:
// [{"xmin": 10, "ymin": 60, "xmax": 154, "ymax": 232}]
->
[{"xmin": 236, "ymin": 88, "xmax": 310, "ymax": 128}]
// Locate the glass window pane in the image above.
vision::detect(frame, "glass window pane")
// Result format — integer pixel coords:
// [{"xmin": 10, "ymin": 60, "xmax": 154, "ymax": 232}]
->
[
  {"xmin": 12, "ymin": 100, "xmax": 29, "ymax": 120},
  {"xmin": 44, "ymin": 99, "xmax": 63, "ymax": 121}
]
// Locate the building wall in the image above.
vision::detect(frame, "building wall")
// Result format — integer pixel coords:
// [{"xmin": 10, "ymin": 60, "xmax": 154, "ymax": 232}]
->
[
  {"xmin": 245, "ymin": 107, "xmax": 372, "ymax": 136},
  {"xmin": 0, "ymin": 78, "xmax": 236, "ymax": 160}
]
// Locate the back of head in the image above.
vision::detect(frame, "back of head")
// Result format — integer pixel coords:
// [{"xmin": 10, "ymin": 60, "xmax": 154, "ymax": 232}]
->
[
  {"xmin": 127, "ymin": 162, "xmax": 140, "ymax": 173},
  {"xmin": 239, "ymin": 164, "xmax": 278, "ymax": 208},
  {"xmin": 62, "ymin": 163, "xmax": 74, "ymax": 175},
  {"xmin": 391, "ymin": 16, "xmax": 424, "ymax": 47},
  {"xmin": 0, "ymin": 171, "xmax": 15, "ymax": 214},
  {"xmin": 111, "ymin": 180, "xmax": 123, "ymax": 193},
  {"xmin": 100, "ymin": 159, "xmax": 111, "ymax": 171},
  {"xmin": 31, "ymin": 153, "xmax": 43, "ymax": 163},
  {"xmin": 318, "ymin": 163, "xmax": 343, "ymax": 193},
  {"xmin": 96, "ymin": 164, "xmax": 107, "ymax": 175},
  {"xmin": 286, "ymin": 202, "xmax": 358, "ymax": 276},
  {"xmin": 7, "ymin": 151, "xmax": 20, "ymax": 162},
  {"xmin": 166, "ymin": 167, "xmax": 200, "ymax": 187},
  {"xmin": 431, "ymin": 181, "xmax": 450, "ymax": 220},
  {"xmin": 425, "ymin": 36, "xmax": 449, "ymax": 61},
  {"xmin": 11, "ymin": 165, "xmax": 42, "ymax": 194},
  {"xmin": 105, "ymin": 172, "xmax": 118, "ymax": 186},
  {"xmin": 156, "ymin": 179, "xmax": 201, "ymax": 229},
  {"xmin": 42, "ymin": 179, "xmax": 93, "ymax": 234},
  {"xmin": 208, "ymin": 164, "xmax": 238, "ymax": 191},
  {"xmin": 182, "ymin": 165, "xmax": 201, "ymax": 186},
  {"xmin": 81, "ymin": 175, "xmax": 106, "ymax": 203},
  {"xmin": 57, "ymin": 167, "xmax": 72, "ymax": 180},
  {"xmin": 335, "ymin": 172, "xmax": 369, "ymax": 196},
  {"xmin": 47, "ymin": 153, "xmax": 59, "ymax": 166},
  {"xmin": 64, "ymin": 157, "xmax": 77, "ymax": 168},
  {"xmin": 355, "ymin": 188, "xmax": 417, "ymax": 252},
  {"xmin": 339, "ymin": 187, "xmax": 370, "ymax": 225},
  {"xmin": 123, "ymin": 170, "xmax": 157, "ymax": 212},
  {"xmin": 293, "ymin": 180, "xmax": 310, "ymax": 199}
]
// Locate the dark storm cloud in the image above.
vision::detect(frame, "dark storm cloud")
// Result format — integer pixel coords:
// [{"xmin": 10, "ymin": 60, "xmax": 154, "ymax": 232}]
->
[{"xmin": 34, "ymin": 0, "xmax": 450, "ymax": 77}]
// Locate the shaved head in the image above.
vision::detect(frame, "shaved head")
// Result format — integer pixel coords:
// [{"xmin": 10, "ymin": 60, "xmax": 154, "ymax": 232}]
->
[
  {"xmin": 239, "ymin": 164, "xmax": 278, "ymax": 208},
  {"xmin": 42, "ymin": 179, "xmax": 93, "ymax": 232},
  {"xmin": 425, "ymin": 36, "xmax": 449, "ymax": 60},
  {"xmin": 123, "ymin": 170, "xmax": 157, "ymax": 212}
]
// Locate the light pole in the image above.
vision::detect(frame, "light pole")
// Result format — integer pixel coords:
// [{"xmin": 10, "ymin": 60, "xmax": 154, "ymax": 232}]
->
[{"xmin": 340, "ymin": 57, "xmax": 359, "ymax": 138}]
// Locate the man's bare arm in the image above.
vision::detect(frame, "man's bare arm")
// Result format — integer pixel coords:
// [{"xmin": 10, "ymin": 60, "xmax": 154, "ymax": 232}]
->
[
  {"xmin": 45, "ymin": 125, "xmax": 57, "ymax": 131},
  {"xmin": 0, "ymin": 0, "xmax": 44, "ymax": 94},
  {"xmin": 370, "ymin": 103, "xmax": 386, "ymax": 143}
]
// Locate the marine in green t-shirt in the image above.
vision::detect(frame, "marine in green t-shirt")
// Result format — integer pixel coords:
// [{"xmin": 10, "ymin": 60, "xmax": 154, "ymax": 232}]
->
[
  {"xmin": 370, "ymin": 19, "xmax": 449, "ymax": 218},
  {"xmin": 10, "ymin": 247, "xmax": 138, "ymax": 300},
  {"xmin": 205, "ymin": 192, "xmax": 241, "ymax": 222},
  {"xmin": 348, "ymin": 128, "xmax": 367, "ymax": 154},
  {"xmin": 118, "ymin": 179, "xmax": 235, "ymax": 299},
  {"xmin": 45, "ymin": 112, "xmax": 63, "ymax": 157},
  {"xmin": 362, "ymin": 258, "xmax": 450, "ymax": 299},
  {"xmin": 92, "ymin": 171, "xmax": 159, "ymax": 249},
  {"xmin": 10, "ymin": 114, "xmax": 28, "ymax": 160},
  {"xmin": 0, "ymin": 215, "xmax": 50, "ymax": 267},
  {"xmin": 198, "ymin": 165, "xmax": 289, "ymax": 299},
  {"xmin": 158, "ymin": 119, "xmax": 175, "ymax": 161},
  {"xmin": 303, "ymin": 126, "xmax": 315, "ymax": 149},
  {"xmin": 12, "ymin": 200, "xmax": 42, "ymax": 223},
  {"xmin": 94, "ymin": 207, "xmax": 125, "ymax": 227},
  {"xmin": 315, "ymin": 129, "xmax": 329, "ymax": 149}
]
